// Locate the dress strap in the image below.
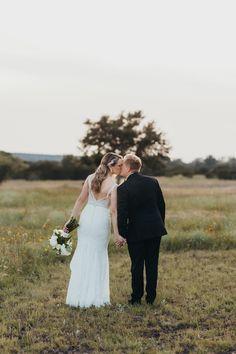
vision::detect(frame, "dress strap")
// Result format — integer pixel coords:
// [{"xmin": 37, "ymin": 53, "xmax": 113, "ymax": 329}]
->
[
  {"xmin": 84, "ymin": 174, "xmax": 91, "ymax": 195},
  {"xmin": 87, "ymin": 174, "xmax": 94, "ymax": 189}
]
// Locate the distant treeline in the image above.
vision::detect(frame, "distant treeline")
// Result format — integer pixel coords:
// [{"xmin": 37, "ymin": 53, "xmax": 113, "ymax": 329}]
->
[
  {"xmin": 1, "ymin": 111, "xmax": 236, "ymax": 182},
  {"xmin": 1, "ymin": 151, "xmax": 236, "ymax": 182}
]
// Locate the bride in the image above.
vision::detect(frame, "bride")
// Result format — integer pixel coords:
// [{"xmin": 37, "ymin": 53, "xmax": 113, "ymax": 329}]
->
[{"xmin": 63, "ymin": 152, "xmax": 125, "ymax": 308}]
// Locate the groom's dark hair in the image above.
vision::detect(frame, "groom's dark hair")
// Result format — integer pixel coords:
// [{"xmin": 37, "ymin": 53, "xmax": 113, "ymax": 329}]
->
[{"xmin": 124, "ymin": 154, "xmax": 142, "ymax": 171}]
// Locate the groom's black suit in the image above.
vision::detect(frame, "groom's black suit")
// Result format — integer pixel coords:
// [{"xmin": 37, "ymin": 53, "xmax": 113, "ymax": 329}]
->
[{"xmin": 117, "ymin": 172, "xmax": 167, "ymax": 304}]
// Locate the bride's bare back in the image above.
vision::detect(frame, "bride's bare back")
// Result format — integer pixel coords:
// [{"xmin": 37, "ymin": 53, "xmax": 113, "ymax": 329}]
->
[{"xmin": 90, "ymin": 174, "xmax": 116, "ymax": 201}]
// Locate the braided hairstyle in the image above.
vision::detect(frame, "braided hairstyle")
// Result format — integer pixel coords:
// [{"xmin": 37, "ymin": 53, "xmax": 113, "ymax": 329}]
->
[{"xmin": 91, "ymin": 152, "xmax": 122, "ymax": 193}]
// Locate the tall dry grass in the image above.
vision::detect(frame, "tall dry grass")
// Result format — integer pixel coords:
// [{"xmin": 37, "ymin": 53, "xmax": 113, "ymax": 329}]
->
[{"xmin": 0, "ymin": 176, "xmax": 235, "ymax": 353}]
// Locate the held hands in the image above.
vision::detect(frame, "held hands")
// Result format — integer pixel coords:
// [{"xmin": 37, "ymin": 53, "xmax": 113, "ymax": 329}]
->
[{"xmin": 115, "ymin": 235, "xmax": 126, "ymax": 248}]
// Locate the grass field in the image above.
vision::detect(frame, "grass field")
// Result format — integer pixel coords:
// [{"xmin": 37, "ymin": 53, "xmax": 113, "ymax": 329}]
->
[{"xmin": 0, "ymin": 176, "xmax": 236, "ymax": 353}]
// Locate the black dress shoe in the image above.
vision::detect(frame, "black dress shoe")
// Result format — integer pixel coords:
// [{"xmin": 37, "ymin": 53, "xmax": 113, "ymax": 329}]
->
[
  {"xmin": 146, "ymin": 297, "xmax": 155, "ymax": 305},
  {"xmin": 128, "ymin": 299, "xmax": 141, "ymax": 305},
  {"xmin": 146, "ymin": 300, "xmax": 154, "ymax": 305}
]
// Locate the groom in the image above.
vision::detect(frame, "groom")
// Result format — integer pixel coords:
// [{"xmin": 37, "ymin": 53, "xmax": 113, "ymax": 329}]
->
[{"xmin": 117, "ymin": 154, "xmax": 167, "ymax": 305}]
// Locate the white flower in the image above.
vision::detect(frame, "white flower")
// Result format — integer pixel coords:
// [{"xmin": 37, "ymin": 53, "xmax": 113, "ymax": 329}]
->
[
  {"xmin": 49, "ymin": 235, "xmax": 58, "ymax": 247},
  {"xmin": 60, "ymin": 244, "xmax": 71, "ymax": 256},
  {"xmin": 49, "ymin": 228, "xmax": 72, "ymax": 255},
  {"xmin": 62, "ymin": 231, "xmax": 70, "ymax": 239}
]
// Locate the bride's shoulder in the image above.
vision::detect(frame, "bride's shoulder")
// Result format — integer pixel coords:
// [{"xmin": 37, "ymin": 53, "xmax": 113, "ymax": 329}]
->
[
  {"xmin": 109, "ymin": 176, "xmax": 118, "ymax": 186},
  {"xmin": 111, "ymin": 182, "xmax": 118, "ymax": 192},
  {"xmin": 84, "ymin": 173, "xmax": 95, "ymax": 187},
  {"xmin": 105, "ymin": 176, "xmax": 117, "ymax": 192},
  {"xmin": 86, "ymin": 173, "xmax": 95, "ymax": 180}
]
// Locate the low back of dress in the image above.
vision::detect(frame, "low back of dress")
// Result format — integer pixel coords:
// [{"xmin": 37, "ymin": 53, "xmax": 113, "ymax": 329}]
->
[{"xmin": 87, "ymin": 174, "xmax": 117, "ymax": 209}]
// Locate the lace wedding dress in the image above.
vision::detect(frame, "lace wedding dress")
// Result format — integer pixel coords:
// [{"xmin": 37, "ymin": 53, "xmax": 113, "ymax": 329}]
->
[{"xmin": 66, "ymin": 174, "xmax": 117, "ymax": 308}]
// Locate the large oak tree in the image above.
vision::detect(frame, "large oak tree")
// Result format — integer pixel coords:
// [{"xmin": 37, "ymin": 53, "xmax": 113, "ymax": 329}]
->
[{"xmin": 79, "ymin": 111, "xmax": 171, "ymax": 174}]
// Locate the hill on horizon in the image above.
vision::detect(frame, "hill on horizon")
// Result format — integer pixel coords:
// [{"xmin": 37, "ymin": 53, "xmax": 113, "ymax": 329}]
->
[{"xmin": 12, "ymin": 152, "xmax": 64, "ymax": 162}]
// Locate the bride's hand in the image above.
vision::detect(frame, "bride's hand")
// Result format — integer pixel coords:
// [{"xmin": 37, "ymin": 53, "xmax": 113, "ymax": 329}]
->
[
  {"xmin": 115, "ymin": 235, "xmax": 126, "ymax": 247},
  {"xmin": 63, "ymin": 225, "xmax": 69, "ymax": 233},
  {"xmin": 63, "ymin": 216, "xmax": 79, "ymax": 233}
]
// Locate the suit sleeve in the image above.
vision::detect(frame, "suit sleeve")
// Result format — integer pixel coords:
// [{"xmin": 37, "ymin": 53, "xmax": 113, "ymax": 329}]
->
[
  {"xmin": 117, "ymin": 186, "xmax": 129, "ymax": 238},
  {"xmin": 155, "ymin": 180, "xmax": 166, "ymax": 224}
]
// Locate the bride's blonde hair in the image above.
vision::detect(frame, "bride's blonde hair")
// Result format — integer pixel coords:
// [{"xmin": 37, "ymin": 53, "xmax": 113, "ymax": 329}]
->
[{"xmin": 91, "ymin": 152, "xmax": 122, "ymax": 193}]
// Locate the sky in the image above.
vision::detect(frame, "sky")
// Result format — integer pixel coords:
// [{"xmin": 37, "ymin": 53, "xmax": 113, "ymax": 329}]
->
[{"xmin": 0, "ymin": 0, "xmax": 236, "ymax": 162}]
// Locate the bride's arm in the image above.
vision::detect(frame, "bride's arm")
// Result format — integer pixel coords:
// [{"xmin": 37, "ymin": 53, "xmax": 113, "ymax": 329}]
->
[
  {"xmin": 63, "ymin": 177, "xmax": 89, "ymax": 231},
  {"xmin": 110, "ymin": 187, "xmax": 126, "ymax": 246}
]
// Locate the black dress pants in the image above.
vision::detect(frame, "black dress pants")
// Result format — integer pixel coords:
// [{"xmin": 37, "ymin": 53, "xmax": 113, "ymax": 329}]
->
[{"xmin": 127, "ymin": 237, "xmax": 161, "ymax": 303}]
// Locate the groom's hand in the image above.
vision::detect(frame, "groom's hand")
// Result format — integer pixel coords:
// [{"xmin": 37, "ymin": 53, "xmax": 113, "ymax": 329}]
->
[{"xmin": 115, "ymin": 235, "xmax": 126, "ymax": 247}]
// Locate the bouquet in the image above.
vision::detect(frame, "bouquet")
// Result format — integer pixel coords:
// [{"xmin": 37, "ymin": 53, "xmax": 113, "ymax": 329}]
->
[
  {"xmin": 49, "ymin": 217, "xmax": 79, "ymax": 256},
  {"xmin": 49, "ymin": 229, "xmax": 72, "ymax": 256}
]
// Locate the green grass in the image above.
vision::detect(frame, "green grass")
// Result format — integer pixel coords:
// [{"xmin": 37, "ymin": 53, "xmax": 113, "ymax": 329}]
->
[{"xmin": 0, "ymin": 176, "xmax": 236, "ymax": 353}]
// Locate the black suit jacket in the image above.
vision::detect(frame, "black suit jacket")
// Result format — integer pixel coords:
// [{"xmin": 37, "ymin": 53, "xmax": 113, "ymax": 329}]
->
[{"xmin": 117, "ymin": 172, "xmax": 167, "ymax": 243}]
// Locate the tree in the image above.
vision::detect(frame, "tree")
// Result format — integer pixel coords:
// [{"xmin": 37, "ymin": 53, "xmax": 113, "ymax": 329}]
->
[
  {"xmin": 206, "ymin": 158, "xmax": 236, "ymax": 180},
  {"xmin": 0, "ymin": 151, "xmax": 28, "ymax": 183},
  {"xmin": 80, "ymin": 111, "xmax": 171, "ymax": 173},
  {"xmin": 61, "ymin": 155, "xmax": 93, "ymax": 179},
  {"xmin": 204, "ymin": 155, "xmax": 218, "ymax": 169},
  {"xmin": 26, "ymin": 160, "xmax": 63, "ymax": 180},
  {"xmin": 61, "ymin": 155, "xmax": 80, "ymax": 179}
]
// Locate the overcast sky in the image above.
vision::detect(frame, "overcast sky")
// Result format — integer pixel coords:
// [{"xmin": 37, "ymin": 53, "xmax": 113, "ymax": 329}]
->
[{"xmin": 0, "ymin": 0, "xmax": 235, "ymax": 162}]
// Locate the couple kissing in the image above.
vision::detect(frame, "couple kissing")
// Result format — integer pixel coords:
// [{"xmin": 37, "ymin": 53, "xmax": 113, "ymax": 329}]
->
[{"xmin": 63, "ymin": 152, "xmax": 167, "ymax": 308}]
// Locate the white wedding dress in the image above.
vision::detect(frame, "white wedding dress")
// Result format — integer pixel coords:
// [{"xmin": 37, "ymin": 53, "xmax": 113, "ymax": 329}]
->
[{"xmin": 66, "ymin": 174, "xmax": 117, "ymax": 308}]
